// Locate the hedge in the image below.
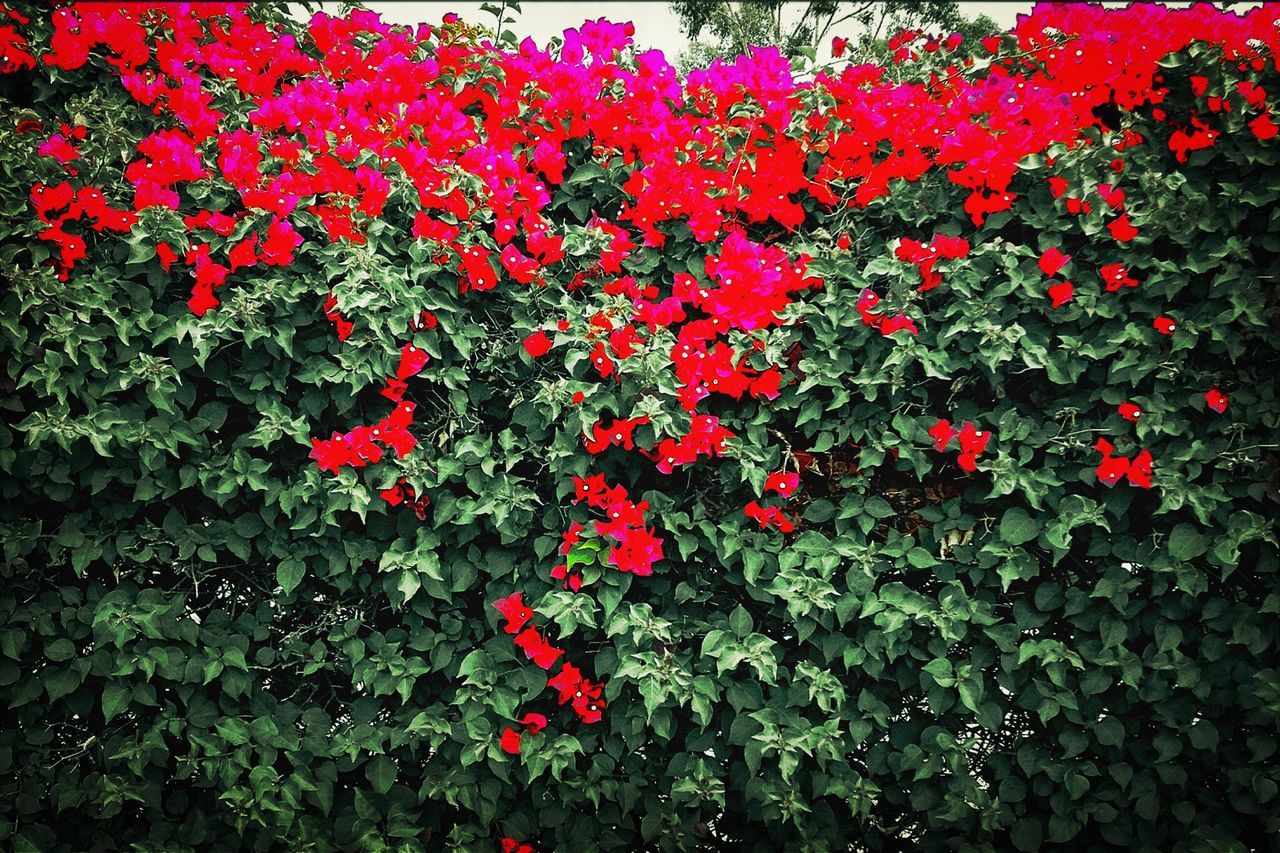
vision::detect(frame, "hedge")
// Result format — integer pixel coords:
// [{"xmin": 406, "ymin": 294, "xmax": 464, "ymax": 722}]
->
[{"xmin": 1, "ymin": 1, "xmax": 1278, "ymax": 850}]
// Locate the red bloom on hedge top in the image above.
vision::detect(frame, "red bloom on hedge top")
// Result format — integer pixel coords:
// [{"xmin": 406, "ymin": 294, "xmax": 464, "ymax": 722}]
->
[{"xmin": 1154, "ymin": 316, "xmax": 1177, "ymax": 335}]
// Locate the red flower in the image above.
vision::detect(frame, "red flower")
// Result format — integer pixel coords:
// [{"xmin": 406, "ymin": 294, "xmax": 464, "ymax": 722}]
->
[
  {"xmin": 571, "ymin": 391, "xmax": 585, "ymax": 404},
  {"xmin": 608, "ymin": 525, "xmax": 664, "ymax": 575},
  {"xmin": 832, "ymin": 36, "xmax": 848, "ymax": 57},
  {"xmin": 523, "ymin": 331, "xmax": 553, "ymax": 358},
  {"xmin": 259, "ymin": 217, "xmax": 302, "ymax": 267},
  {"xmin": 1039, "ymin": 247, "xmax": 1070, "ymax": 278},
  {"xmin": 1127, "ymin": 449, "xmax": 1153, "ymax": 489},
  {"xmin": 187, "ymin": 282, "xmax": 219, "ymax": 317},
  {"xmin": 548, "ymin": 663, "xmax": 584, "ymax": 704},
  {"xmin": 1100, "ymin": 263, "xmax": 1138, "ymax": 291},
  {"xmin": 501, "ymin": 838, "xmax": 535, "ymax": 853},
  {"xmin": 836, "ymin": 232, "xmax": 851, "ymax": 250},
  {"xmin": 500, "ymin": 727, "xmax": 522, "ymax": 754},
  {"xmin": 228, "ymin": 234, "xmax": 258, "ymax": 272},
  {"xmin": 1154, "ymin": 316, "xmax": 1177, "ymax": 335},
  {"xmin": 573, "ymin": 686, "xmax": 606, "ymax": 724},
  {"xmin": 585, "ymin": 416, "xmax": 649, "ymax": 453},
  {"xmin": 547, "ymin": 664, "xmax": 607, "ymax": 723},
  {"xmin": 1096, "ymin": 453, "xmax": 1130, "ymax": 487},
  {"xmin": 1118, "ymin": 403, "xmax": 1142, "ymax": 422},
  {"xmin": 764, "ymin": 471, "xmax": 799, "ymax": 498},
  {"xmin": 957, "ymin": 422, "xmax": 990, "ymax": 457},
  {"xmin": 514, "ymin": 626, "xmax": 563, "ymax": 669},
  {"xmin": 494, "ymin": 592, "xmax": 533, "ymax": 635},
  {"xmin": 501, "ymin": 244, "xmax": 540, "ymax": 284},
  {"xmin": 744, "ymin": 501, "xmax": 795, "ymax": 533},
  {"xmin": 589, "ymin": 342, "xmax": 614, "ymax": 379},
  {"xmin": 928, "ymin": 419, "xmax": 957, "ymax": 452},
  {"xmin": 1249, "ymin": 113, "xmax": 1278, "ymax": 141},
  {"xmin": 519, "ymin": 713, "xmax": 548, "ymax": 735},
  {"xmin": 396, "ymin": 344, "xmax": 429, "ymax": 380},
  {"xmin": 1205, "ymin": 386, "xmax": 1228, "ymax": 414},
  {"xmin": 1108, "ymin": 214, "xmax": 1138, "ymax": 242},
  {"xmin": 1047, "ymin": 281, "xmax": 1074, "ymax": 308}
]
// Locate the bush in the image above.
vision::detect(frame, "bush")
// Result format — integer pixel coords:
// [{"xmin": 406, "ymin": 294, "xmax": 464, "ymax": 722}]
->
[{"xmin": 1, "ymin": 2, "xmax": 1278, "ymax": 850}]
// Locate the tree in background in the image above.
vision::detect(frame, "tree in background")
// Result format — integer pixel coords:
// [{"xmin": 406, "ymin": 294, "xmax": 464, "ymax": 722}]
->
[{"xmin": 672, "ymin": 0, "xmax": 997, "ymax": 69}]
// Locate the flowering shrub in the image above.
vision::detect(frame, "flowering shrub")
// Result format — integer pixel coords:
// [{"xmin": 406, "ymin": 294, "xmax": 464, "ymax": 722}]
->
[{"xmin": 1, "ymin": 1, "xmax": 1278, "ymax": 849}]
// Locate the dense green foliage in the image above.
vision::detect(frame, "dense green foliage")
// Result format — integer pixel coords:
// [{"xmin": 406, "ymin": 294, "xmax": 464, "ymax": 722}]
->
[{"xmin": 1, "ymin": 2, "xmax": 1279, "ymax": 851}]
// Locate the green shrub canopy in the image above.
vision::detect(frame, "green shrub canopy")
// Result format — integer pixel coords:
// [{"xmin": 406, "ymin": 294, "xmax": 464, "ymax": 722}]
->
[{"xmin": 1, "ymin": 1, "xmax": 1278, "ymax": 849}]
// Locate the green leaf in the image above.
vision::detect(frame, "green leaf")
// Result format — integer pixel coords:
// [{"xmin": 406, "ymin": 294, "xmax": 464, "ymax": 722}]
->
[
  {"xmin": 1011, "ymin": 819, "xmax": 1043, "ymax": 851},
  {"xmin": 45, "ymin": 638, "xmax": 76, "ymax": 661},
  {"xmin": 1000, "ymin": 507, "xmax": 1040, "ymax": 546},
  {"xmin": 365, "ymin": 755, "xmax": 397, "ymax": 795},
  {"xmin": 1167, "ymin": 523, "xmax": 1208, "ymax": 561},
  {"xmin": 102, "ymin": 683, "xmax": 130, "ymax": 722},
  {"xmin": 1094, "ymin": 715, "xmax": 1125, "ymax": 748},
  {"xmin": 277, "ymin": 558, "xmax": 306, "ymax": 594}
]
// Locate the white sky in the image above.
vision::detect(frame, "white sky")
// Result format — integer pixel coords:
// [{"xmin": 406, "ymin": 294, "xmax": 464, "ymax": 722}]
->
[{"xmin": 299, "ymin": 2, "xmax": 1036, "ymax": 57}]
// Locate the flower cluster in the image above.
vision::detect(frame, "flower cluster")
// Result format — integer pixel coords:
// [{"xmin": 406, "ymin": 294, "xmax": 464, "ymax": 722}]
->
[
  {"xmin": 744, "ymin": 470, "xmax": 800, "ymax": 533},
  {"xmin": 492, "ymin": 592, "xmax": 606, "ymax": 744},
  {"xmin": 1039, "ymin": 246, "xmax": 1074, "ymax": 309},
  {"xmin": 856, "ymin": 289, "xmax": 918, "ymax": 338},
  {"xmin": 894, "ymin": 233, "xmax": 970, "ymax": 292},
  {"xmin": 570, "ymin": 474, "xmax": 664, "ymax": 577},
  {"xmin": 1094, "ymin": 438, "xmax": 1153, "ymax": 489},
  {"xmin": 322, "ymin": 292, "xmax": 353, "ymax": 342},
  {"xmin": 929, "ymin": 419, "xmax": 993, "ymax": 473},
  {"xmin": 308, "ymin": 402, "xmax": 417, "ymax": 474},
  {"xmin": 378, "ymin": 478, "xmax": 430, "ymax": 519}
]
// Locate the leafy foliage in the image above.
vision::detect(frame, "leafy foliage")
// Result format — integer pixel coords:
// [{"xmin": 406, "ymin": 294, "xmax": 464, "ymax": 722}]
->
[{"xmin": 1, "ymin": 2, "xmax": 1279, "ymax": 852}]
